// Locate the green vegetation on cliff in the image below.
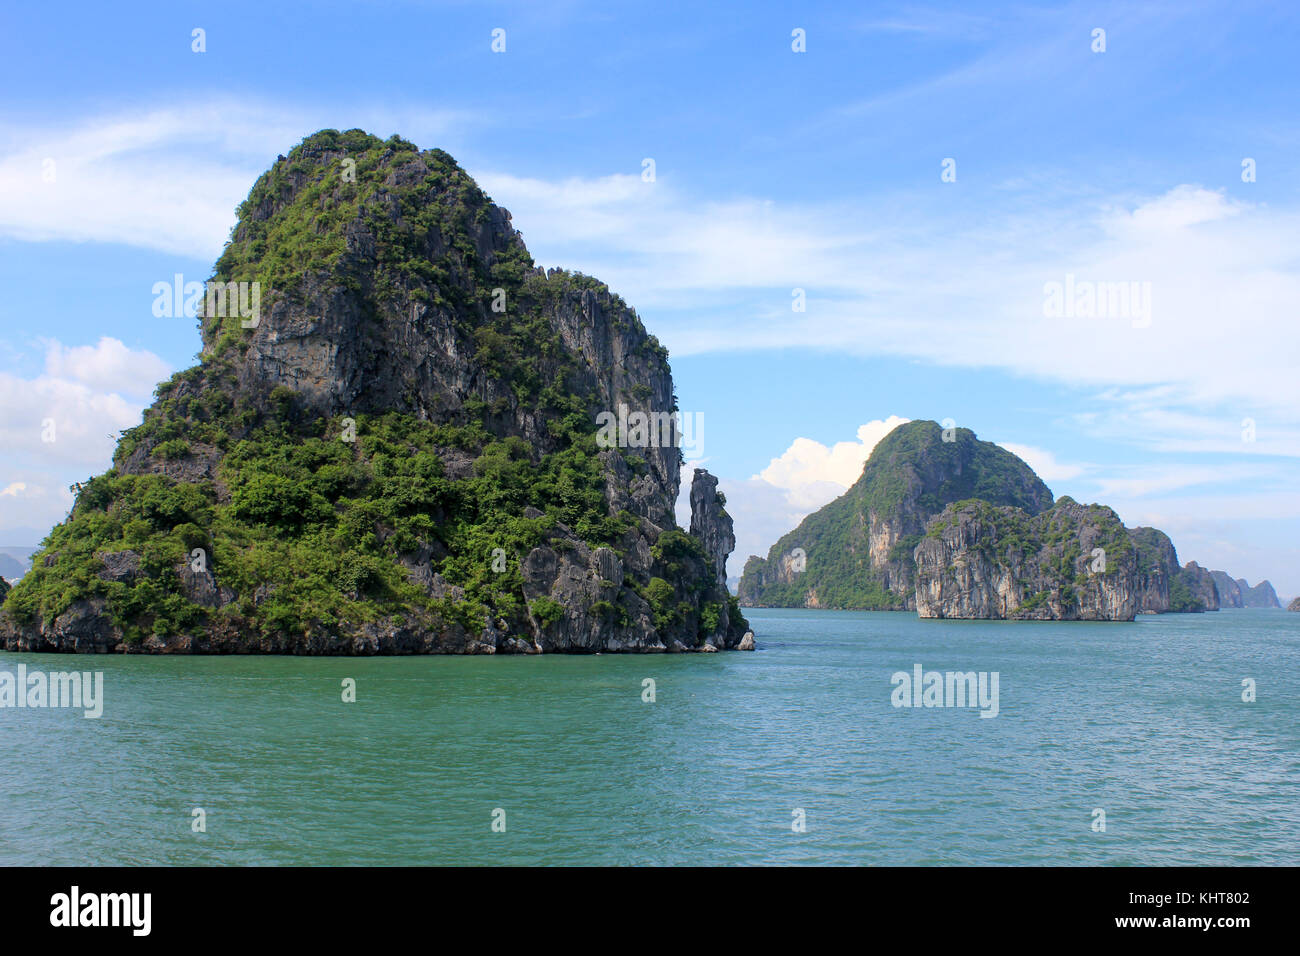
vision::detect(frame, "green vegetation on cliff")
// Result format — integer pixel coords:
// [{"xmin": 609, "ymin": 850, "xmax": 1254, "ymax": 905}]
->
[{"xmin": 6, "ymin": 399, "xmax": 638, "ymax": 643}]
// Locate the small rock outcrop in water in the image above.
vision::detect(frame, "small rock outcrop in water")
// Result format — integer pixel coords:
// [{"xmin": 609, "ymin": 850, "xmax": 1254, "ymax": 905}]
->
[
  {"xmin": 689, "ymin": 469, "xmax": 734, "ymax": 592},
  {"xmin": 914, "ymin": 498, "xmax": 1138, "ymax": 620},
  {"xmin": 1288, "ymin": 597, "xmax": 1300, "ymax": 612},
  {"xmin": 0, "ymin": 130, "xmax": 748, "ymax": 655}
]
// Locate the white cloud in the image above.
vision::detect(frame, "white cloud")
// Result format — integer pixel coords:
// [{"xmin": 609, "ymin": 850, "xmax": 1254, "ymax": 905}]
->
[
  {"xmin": 0, "ymin": 105, "xmax": 275, "ymax": 259},
  {"xmin": 1090, "ymin": 464, "xmax": 1277, "ymax": 501},
  {"xmin": 0, "ymin": 338, "xmax": 169, "ymax": 475},
  {"xmin": 722, "ymin": 476, "xmax": 818, "ymax": 568},
  {"xmin": 44, "ymin": 337, "xmax": 171, "ymax": 399},
  {"xmin": 685, "ymin": 417, "xmax": 911, "ymax": 565},
  {"xmin": 1106, "ymin": 185, "xmax": 1242, "ymax": 236},
  {"xmin": 997, "ymin": 443, "xmax": 1086, "ymax": 483},
  {"xmin": 0, "ymin": 476, "xmax": 70, "ymax": 548},
  {"xmin": 0, "ymin": 337, "xmax": 171, "ymax": 541},
  {"xmin": 1070, "ymin": 402, "xmax": 1300, "ymax": 458},
  {"xmin": 475, "ymin": 169, "xmax": 881, "ymax": 309},
  {"xmin": 756, "ymin": 416, "xmax": 911, "ymax": 507}
]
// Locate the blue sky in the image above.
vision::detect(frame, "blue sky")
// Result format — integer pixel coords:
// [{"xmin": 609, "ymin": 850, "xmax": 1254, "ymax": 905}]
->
[{"xmin": 1, "ymin": 0, "xmax": 1298, "ymax": 595}]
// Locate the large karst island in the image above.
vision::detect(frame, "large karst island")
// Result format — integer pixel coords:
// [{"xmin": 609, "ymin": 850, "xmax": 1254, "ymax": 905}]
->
[
  {"xmin": 0, "ymin": 130, "xmax": 749, "ymax": 655},
  {"xmin": 737, "ymin": 420, "xmax": 1280, "ymax": 621}
]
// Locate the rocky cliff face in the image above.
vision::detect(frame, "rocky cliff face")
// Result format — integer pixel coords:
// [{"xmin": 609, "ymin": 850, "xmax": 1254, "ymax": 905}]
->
[
  {"xmin": 1130, "ymin": 526, "xmax": 1178, "ymax": 612},
  {"xmin": 0, "ymin": 130, "xmax": 747, "ymax": 655},
  {"xmin": 1176, "ymin": 562, "xmax": 1220, "ymax": 612},
  {"xmin": 1210, "ymin": 571, "xmax": 1244, "ymax": 608},
  {"xmin": 687, "ymin": 469, "xmax": 742, "ymax": 646},
  {"xmin": 1242, "ymin": 579, "xmax": 1281, "ymax": 608},
  {"xmin": 737, "ymin": 420, "xmax": 1053, "ymax": 610},
  {"xmin": 914, "ymin": 498, "xmax": 1138, "ymax": 620},
  {"xmin": 1126, "ymin": 531, "xmax": 1229, "ymax": 614},
  {"xmin": 1207, "ymin": 571, "xmax": 1279, "ymax": 608}
]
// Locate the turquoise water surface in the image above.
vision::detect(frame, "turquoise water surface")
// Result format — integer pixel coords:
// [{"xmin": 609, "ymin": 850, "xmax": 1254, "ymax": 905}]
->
[{"xmin": 2, "ymin": 607, "xmax": 1297, "ymax": 865}]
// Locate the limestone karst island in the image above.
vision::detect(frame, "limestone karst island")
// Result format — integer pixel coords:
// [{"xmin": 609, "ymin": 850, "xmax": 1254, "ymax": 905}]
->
[
  {"xmin": 0, "ymin": 131, "xmax": 747, "ymax": 654},
  {"xmin": 738, "ymin": 420, "xmax": 1280, "ymax": 621}
]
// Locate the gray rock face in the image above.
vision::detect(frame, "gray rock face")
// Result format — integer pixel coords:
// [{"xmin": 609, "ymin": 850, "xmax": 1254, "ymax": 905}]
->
[
  {"xmin": 689, "ymin": 469, "xmax": 734, "ymax": 592},
  {"xmin": 203, "ymin": 150, "xmax": 683, "ymax": 524},
  {"xmin": 7, "ymin": 598, "xmax": 119, "ymax": 654},
  {"xmin": 95, "ymin": 550, "xmax": 141, "ymax": 584},
  {"xmin": 1205, "ymin": 571, "xmax": 1279, "ymax": 609},
  {"xmin": 520, "ymin": 539, "xmax": 658, "ymax": 652},
  {"xmin": 914, "ymin": 498, "xmax": 1138, "ymax": 620},
  {"xmin": 1179, "ymin": 562, "xmax": 1220, "ymax": 612},
  {"xmin": 1210, "ymin": 571, "xmax": 1245, "ymax": 608},
  {"xmin": 687, "ymin": 468, "xmax": 744, "ymax": 648},
  {"xmin": 1127, "ymin": 532, "xmax": 1223, "ymax": 614},
  {"xmin": 1242, "ymin": 579, "xmax": 1281, "ymax": 608},
  {"xmin": 1129, "ymin": 527, "xmax": 1178, "ymax": 612},
  {"xmin": 177, "ymin": 561, "xmax": 235, "ymax": 610}
]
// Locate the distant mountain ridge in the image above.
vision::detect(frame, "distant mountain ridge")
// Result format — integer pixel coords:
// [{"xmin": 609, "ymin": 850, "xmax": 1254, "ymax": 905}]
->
[{"xmin": 0, "ymin": 553, "xmax": 28, "ymax": 581}]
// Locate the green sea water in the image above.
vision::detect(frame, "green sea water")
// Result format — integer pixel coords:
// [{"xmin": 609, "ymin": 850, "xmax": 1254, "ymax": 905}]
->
[{"xmin": 2, "ymin": 607, "xmax": 1297, "ymax": 865}]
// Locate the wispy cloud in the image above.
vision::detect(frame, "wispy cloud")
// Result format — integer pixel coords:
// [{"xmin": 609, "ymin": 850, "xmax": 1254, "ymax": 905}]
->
[
  {"xmin": 0, "ymin": 100, "xmax": 475, "ymax": 259},
  {"xmin": 998, "ymin": 443, "xmax": 1088, "ymax": 483}
]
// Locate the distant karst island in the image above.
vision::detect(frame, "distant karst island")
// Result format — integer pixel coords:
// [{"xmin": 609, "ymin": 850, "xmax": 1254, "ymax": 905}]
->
[
  {"xmin": 0, "ymin": 130, "xmax": 749, "ymax": 655},
  {"xmin": 737, "ymin": 420, "xmax": 1280, "ymax": 621}
]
